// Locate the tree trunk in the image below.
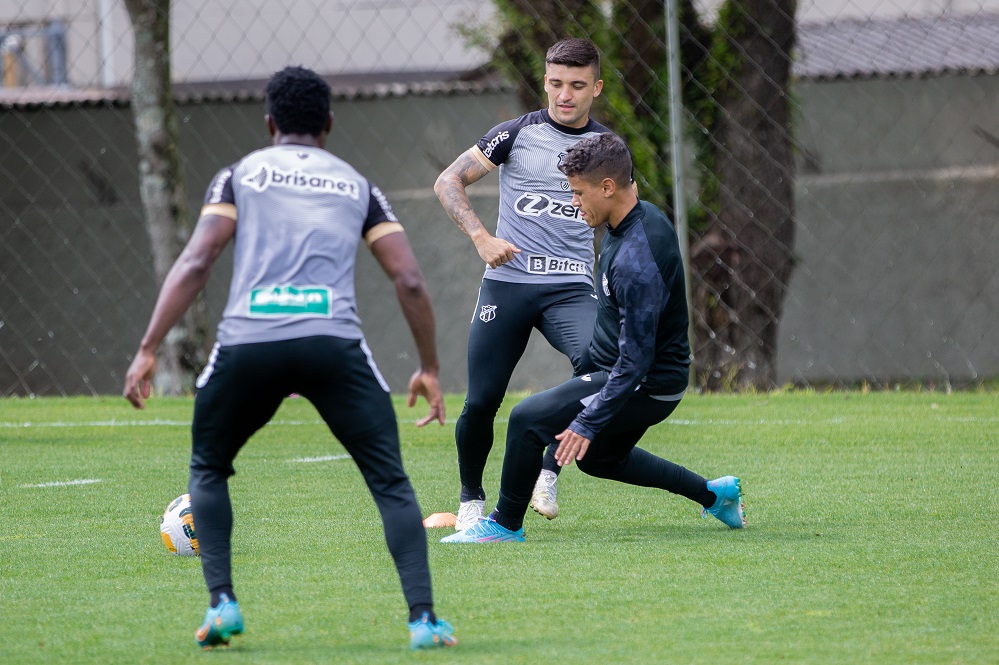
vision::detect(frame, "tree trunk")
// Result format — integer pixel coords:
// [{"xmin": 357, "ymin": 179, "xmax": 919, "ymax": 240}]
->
[
  {"xmin": 691, "ymin": 0, "xmax": 797, "ymax": 390},
  {"xmin": 124, "ymin": 0, "xmax": 206, "ymax": 394}
]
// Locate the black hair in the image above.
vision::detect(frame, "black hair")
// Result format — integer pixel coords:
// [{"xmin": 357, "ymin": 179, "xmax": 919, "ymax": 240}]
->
[
  {"xmin": 265, "ymin": 66, "xmax": 331, "ymax": 136},
  {"xmin": 559, "ymin": 133, "xmax": 632, "ymax": 186},
  {"xmin": 545, "ymin": 38, "xmax": 600, "ymax": 77}
]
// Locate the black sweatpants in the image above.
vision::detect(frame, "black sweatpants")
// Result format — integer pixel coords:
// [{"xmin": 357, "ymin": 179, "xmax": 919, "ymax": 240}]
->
[
  {"xmin": 189, "ymin": 335, "xmax": 432, "ymax": 611},
  {"xmin": 455, "ymin": 279, "xmax": 597, "ymax": 494},
  {"xmin": 495, "ymin": 371, "xmax": 708, "ymax": 527}
]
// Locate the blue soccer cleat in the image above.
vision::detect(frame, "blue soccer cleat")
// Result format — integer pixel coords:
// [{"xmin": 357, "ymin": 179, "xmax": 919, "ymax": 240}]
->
[
  {"xmin": 408, "ymin": 611, "xmax": 457, "ymax": 650},
  {"xmin": 195, "ymin": 593, "xmax": 244, "ymax": 649},
  {"xmin": 440, "ymin": 516, "xmax": 525, "ymax": 543},
  {"xmin": 702, "ymin": 476, "xmax": 747, "ymax": 528}
]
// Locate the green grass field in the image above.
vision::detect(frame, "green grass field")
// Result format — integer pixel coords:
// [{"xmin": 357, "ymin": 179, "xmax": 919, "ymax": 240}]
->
[{"xmin": 1, "ymin": 391, "xmax": 996, "ymax": 664}]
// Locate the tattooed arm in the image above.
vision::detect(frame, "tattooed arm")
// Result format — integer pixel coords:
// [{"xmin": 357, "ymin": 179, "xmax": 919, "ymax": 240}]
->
[{"xmin": 434, "ymin": 148, "xmax": 520, "ymax": 269}]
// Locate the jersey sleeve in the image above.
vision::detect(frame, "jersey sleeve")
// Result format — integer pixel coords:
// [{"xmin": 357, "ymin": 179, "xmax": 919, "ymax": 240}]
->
[
  {"xmin": 474, "ymin": 117, "xmax": 522, "ymax": 166},
  {"xmin": 200, "ymin": 165, "xmax": 237, "ymax": 220},
  {"xmin": 362, "ymin": 183, "xmax": 404, "ymax": 245},
  {"xmin": 568, "ymin": 236, "xmax": 666, "ymax": 440}
]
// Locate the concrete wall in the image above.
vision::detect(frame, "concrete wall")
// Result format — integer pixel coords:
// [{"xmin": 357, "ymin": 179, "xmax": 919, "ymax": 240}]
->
[
  {"xmin": 3, "ymin": 73, "xmax": 998, "ymax": 396},
  {"xmin": 0, "ymin": 89, "xmax": 581, "ymax": 396},
  {"xmin": 779, "ymin": 73, "xmax": 999, "ymax": 386}
]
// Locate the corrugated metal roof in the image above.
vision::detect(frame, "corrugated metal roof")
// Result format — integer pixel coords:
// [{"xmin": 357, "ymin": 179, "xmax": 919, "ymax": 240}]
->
[
  {"xmin": 0, "ymin": 69, "xmax": 511, "ymax": 110},
  {"xmin": 795, "ymin": 12, "xmax": 999, "ymax": 80}
]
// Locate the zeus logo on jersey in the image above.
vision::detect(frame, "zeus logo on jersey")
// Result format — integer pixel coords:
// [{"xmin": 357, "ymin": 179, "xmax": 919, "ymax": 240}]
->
[
  {"xmin": 241, "ymin": 164, "xmax": 360, "ymax": 200},
  {"xmin": 481, "ymin": 131, "xmax": 510, "ymax": 159},
  {"xmin": 514, "ymin": 193, "xmax": 581, "ymax": 221}
]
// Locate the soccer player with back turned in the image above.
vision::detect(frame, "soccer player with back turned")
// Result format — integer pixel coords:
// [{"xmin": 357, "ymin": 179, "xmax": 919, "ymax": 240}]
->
[
  {"xmin": 124, "ymin": 66, "xmax": 457, "ymax": 650},
  {"xmin": 435, "ymin": 37, "xmax": 621, "ymax": 530},
  {"xmin": 442, "ymin": 133, "xmax": 746, "ymax": 543}
]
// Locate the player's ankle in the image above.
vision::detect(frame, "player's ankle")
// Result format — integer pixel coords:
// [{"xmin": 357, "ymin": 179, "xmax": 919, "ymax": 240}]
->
[{"xmin": 488, "ymin": 509, "xmax": 522, "ymax": 532}]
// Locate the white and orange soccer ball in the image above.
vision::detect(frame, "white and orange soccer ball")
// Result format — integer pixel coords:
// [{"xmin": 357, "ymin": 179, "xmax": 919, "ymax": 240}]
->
[{"xmin": 160, "ymin": 493, "xmax": 199, "ymax": 556}]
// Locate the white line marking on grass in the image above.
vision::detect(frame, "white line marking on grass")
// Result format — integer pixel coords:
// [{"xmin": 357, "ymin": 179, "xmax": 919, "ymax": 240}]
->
[
  {"xmin": 665, "ymin": 418, "xmax": 811, "ymax": 426},
  {"xmin": 0, "ymin": 419, "xmax": 327, "ymax": 429},
  {"xmin": 0, "ymin": 419, "xmax": 190, "ymax": 428},
  {"xmin": 21, "ymin": 478, "xmax": 102, "ymax": 488},
  {"xmin": 289, "ymin": 454, "xmax": 352, "ymax": 464}
]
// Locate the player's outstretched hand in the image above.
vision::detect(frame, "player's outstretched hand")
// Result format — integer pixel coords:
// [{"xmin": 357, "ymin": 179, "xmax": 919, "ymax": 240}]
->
[
  {"xmin": 554, "ymin": 428, "xmax": 591, "ymax": 466},
  {"xmin": 474, "ymin": 234, "xmax": 521, "ymax": 269},
  {"xmin": 408, "ymin": 369, "xmax": 445, "ymax": 427},
  {"xmin": 123, "ymin": 348, "xmax": 157, "ymax": 410}
]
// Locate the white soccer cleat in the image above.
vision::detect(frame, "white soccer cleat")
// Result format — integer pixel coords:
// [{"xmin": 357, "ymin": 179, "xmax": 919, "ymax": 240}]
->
[
  {"xmin": 454, "ymin": 499, "xmax": 485, "ymax": 531},
  {"xmin": 530, "ymin": 470, "xmax": 559, "ymax": 520}
]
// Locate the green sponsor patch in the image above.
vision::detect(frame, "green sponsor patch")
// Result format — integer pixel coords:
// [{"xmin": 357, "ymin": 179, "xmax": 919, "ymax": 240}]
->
[{"xmin": 249, "ymin": 285, "xmax": 332, "ymax": 317}]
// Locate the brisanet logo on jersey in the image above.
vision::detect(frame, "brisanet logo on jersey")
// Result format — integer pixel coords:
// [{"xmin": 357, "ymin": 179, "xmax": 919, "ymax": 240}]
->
[{"xmin": 241, "ymin": 164, "xmax": 360, "ymax": 200}]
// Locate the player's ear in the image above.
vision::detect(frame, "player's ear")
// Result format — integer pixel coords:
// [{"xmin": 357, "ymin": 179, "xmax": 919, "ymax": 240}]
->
[
  {"xmin": 602, "ymin": 177, "xmax": 616, "ymax": 197},
  {"xmin": 265, "ymin": 114, "xmax": 277, "ymax": 137},
  {"xmin": 324, "ymin": 111, "xmax": 334, "ymax": 134},
  {"xmin": 593, "ymin": 79, "xmax": 603, "ymax": 97}
]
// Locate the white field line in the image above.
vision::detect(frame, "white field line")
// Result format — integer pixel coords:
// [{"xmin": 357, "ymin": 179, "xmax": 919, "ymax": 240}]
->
[
  {"xmin": 21, "ymin": 478, "xmax": 102, "ymax": 488},
  {"xmin": 289, "ymin": 454, "xmax": 352, "ymax": 464},
  {"xmin": 0, "ymin": 418, "xmax": 325, "ymax": 428}
]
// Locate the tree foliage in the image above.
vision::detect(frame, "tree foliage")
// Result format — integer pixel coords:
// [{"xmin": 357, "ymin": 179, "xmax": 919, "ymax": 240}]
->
[{"xmin": 471, "ymin": 0, "xmax": 797, "ymax": 390}]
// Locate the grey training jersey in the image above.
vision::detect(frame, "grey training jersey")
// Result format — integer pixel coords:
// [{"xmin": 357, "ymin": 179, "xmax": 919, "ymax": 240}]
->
[
  {"xmin": 201, "ymin": 144, "xmax": 400, "ymax": 346},
  {"xmin": 474, "ymin": 109, "xmax": 612, "ymax": 285}
]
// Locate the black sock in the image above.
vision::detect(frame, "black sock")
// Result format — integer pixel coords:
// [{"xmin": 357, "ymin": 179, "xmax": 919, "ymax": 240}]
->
[
  {"xmin": 489, "ymin": 509, "xmax": 522, "ymax": 532},
  {"xmin": 460, "ymin": 486, "xmax": 485, "ymax": 502},
  {"xmin": 210, "ymin": 587, "xmax": 236, "ymax": 608},
  {"xmin": 408, "ymin": 604, "xmax": 436, "ymax": 623},
  {"xmin": 541, "ymin": 446, "xmax": 561, "ymax": 475}
]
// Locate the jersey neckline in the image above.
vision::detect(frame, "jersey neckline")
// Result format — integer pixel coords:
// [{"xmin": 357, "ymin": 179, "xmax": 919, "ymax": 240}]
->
[{"xmin": 540, "ymin": 108, "xmax": 602, "ymax": 135}]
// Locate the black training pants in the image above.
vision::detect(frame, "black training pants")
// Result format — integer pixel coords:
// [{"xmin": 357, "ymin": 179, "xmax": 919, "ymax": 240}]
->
[
  {"xmin": 189, "ymin": 335, "xmax": 432, "ymax": 611},
  {"xmin": 455, "ymin": 279, "xmax": 597, "ymax": 492},
  {"xmin": 495, "ymin": 371, "xmax": 707, "ymax": 524}
]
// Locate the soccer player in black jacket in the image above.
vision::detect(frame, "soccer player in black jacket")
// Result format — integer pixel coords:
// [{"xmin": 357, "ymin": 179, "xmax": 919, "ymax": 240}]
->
[{"xmin": 443, "ymin": 133, "xmax": 745, "ymax": 543}]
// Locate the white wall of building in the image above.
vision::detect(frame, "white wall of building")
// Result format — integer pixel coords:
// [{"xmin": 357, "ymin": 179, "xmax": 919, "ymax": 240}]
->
[{"xmin": 1, "ymin": 0, "xmax": 495, "ymax": 89}]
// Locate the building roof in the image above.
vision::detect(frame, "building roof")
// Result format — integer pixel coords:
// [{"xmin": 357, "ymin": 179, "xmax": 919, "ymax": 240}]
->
[
  {"xmin": 0, "ymin": 69, "xmax": 511, "ymax": 110},
  {"xmin": 3, "ymin": 13, "xmax": 999, "ymax": 108},
  {"xmin": 795, "ymin": 12, "xmax": 999, "ymax": 80}
]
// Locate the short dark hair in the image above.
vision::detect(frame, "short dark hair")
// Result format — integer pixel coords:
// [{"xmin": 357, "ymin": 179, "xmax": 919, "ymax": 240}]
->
[
  {"xmin": 559, "ymin": 133, "xmax": 632, "ymax": 186},
  {"xmin": 265, "ymin": 66, "xmax": 331, "ymax": 136},
  {"xmin": 545, "ymin": 38, "xmax": 600, "ymax": 77}
]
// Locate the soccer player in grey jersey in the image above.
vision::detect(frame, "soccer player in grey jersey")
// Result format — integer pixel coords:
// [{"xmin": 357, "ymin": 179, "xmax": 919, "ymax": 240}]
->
[
  {"xmin": 442, "ymin": 133, "xmax": 746, "ymax": 545},
  {"xmin": 435, "ymin": 38, "xmax": 615, "ymax": 530},
  {"xmin": 124, "ymin": 66, "xmax": 456, "ymax": 650}
]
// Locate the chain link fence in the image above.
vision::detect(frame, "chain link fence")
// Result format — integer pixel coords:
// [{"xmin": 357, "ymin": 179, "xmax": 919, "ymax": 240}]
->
[{"xmin": 1, "ymin": 0, "xmax": 997, "ymax": 397}]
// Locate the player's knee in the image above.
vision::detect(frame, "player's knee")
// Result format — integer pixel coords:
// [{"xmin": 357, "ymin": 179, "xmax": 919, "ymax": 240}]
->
[
  {"xmin": 576, "ymin": 449, "xmax": 622, "ymax": 478},
  {"xmin": 575, "ymin": 455, "xmax": 599, "ymax": 476},
  {"xmin": 462, "ymin": 393, "xmax": 505, "ymax": 418},
  {"xmin": 188, "ymin": 460, "xmax": 234, "ymax": 487},
  {"xmin": 509, "ymin": 398, "xmax": 545, "ymax": 431}
]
